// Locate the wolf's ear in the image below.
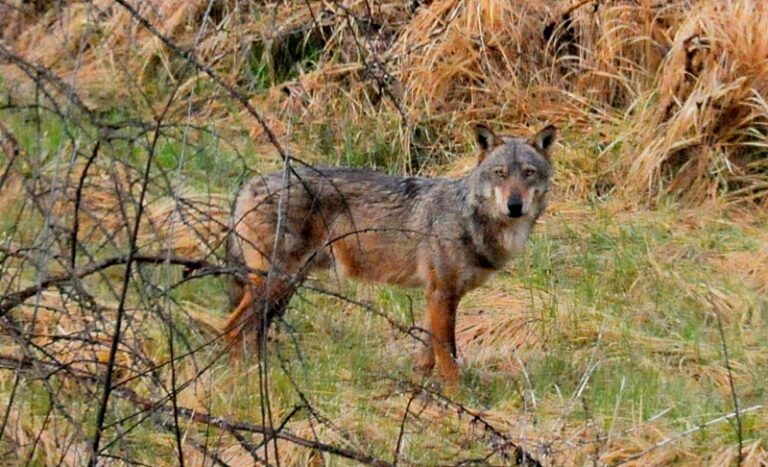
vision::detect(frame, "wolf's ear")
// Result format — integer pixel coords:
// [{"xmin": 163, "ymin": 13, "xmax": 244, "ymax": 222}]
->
[
  {"xmin": 474, "ymin": 124, "xmax": 499, "ymax": 163},
  {"xmin": 531, "ymin": 124, "xmax": 557, "ymax": 159}
]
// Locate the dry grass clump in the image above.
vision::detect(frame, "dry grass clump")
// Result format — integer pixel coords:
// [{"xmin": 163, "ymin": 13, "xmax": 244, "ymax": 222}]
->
[
  {"xmin": 394, "ymin": 0, "xmax": 704, "ymax": 128},
  {"xmin": 4, "ymin": 0, "xmax": 768, "ymax": 202},
  {"xmin": 137, "ymin": 193, "xmax": 229, "ymax": 256},
  {"xmin": 620, "ymin": 0, "xmax": 768, "ymax": 203},
  {"xmin": 1, "ymin": 0, "xmax": 410, "ymax": 122},
  {"xmin": 395, "ymin": 0, "xmax": 552, "ymax": 123},
  {"xmin": 13, "ymin": 291, "xmax": 142, "ymax": 377},
  {"xmin": 710, "ymin": 441, "xmax": 768, "ymax": 467},
  {"xmin": 717, "ymin": 236, "xmax": 768, "ymax": 295},
  {"xmin": 0, "ymin": 407, "xmax": 91, "ymax": 465},
  {"xmin": 457, "ymin": 289, "xmax": 544, "ymax": 373}
]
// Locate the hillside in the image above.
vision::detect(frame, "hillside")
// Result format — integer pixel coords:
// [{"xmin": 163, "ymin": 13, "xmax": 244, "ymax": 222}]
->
[{"xmin": 0, "ymin": 0, "xmax": 767, "ymax": 465}]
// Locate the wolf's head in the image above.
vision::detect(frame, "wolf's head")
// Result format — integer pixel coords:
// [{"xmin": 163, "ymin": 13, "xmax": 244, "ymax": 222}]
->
[{"xmin": 468, "ymin": 124, "xmax": 556, "ymax": 221}]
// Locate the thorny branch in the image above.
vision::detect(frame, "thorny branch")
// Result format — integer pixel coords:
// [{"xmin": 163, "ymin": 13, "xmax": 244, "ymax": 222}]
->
[
  {"xmin": 0, "ymin": 254, "xmax": 216, "ymax": 317},
  {"xmin": 0, "ymin": 353, "xmax": 393, "ymax": 467},
  {"xmin": 387, "ymin": 377, "xmax": 544, "ymax": 466},
  {"xmin": 0, "ymin": 70, "xmax": 431, "ymax": 463}
]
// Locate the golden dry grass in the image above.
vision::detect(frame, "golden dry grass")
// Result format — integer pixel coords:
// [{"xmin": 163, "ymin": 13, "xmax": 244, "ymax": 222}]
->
[
  {"xmin": 2, "ymin": 0, "xmax": 767, "ymax": 202},
  {"xmin": 621, "ymin": 0, "xmax": 768, "ymax": 203}
]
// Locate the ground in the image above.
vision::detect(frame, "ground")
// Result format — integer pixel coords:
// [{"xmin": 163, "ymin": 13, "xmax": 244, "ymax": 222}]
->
[{"xmin": 1, "ymin": 0, "xmax": 767, "ymax": 465}]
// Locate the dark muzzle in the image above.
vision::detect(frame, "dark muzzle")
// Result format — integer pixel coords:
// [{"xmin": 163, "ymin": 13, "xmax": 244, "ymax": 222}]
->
[{"xmin": 507, "ymin": 196, "xmax": 523, "ymax": 218}]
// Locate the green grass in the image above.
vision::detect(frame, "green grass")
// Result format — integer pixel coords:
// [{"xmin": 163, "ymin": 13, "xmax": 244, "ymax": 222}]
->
[
  {"xmin": 304, "ymin": 113, "xmax": 408, "ymax": 172},
  {"xmin": 171, "ymin": 199, "xmax": 763, "ymax": 464},
  {"xmin": 1, "ymin": 104, "xmax": 766, "ymax": 465}
]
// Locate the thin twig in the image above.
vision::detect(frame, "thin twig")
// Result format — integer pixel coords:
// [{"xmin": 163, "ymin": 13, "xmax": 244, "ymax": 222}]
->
[
  {"xmin": 0, "ymin": 353, "xmax": 393, "ymax": 467},
  {"xmin": 711, "ymin": 293, "xmax": 743, "ymax": 466},
  {"xmin": 393, "ymin": 389, "xmax": 418, "ymax": 465},
  {"xmin": 70, "ymin": 140, "xmax": 100, "ymax": 270}
]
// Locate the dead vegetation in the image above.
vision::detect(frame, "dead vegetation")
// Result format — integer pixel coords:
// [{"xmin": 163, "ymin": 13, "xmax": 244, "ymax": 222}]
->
[
  {"xmin": 2, "ymin": 0, "xmax": 768, "ymax": 200},
  {"xmin": 1, "ymin": 0, "xmax": 767, "ymax": 465}
]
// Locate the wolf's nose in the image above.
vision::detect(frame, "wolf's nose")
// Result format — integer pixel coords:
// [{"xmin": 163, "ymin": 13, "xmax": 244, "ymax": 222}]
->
[{"xmin": 507, "ymin": 197, "xmax": 523, "ymax": 218}]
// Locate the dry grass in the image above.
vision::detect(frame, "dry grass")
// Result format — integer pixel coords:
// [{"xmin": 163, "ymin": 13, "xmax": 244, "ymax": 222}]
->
[
  {"xmin": 621, "ymin": 0, "xmax": 768, "ymax": 203},
  {"xmin": 0, "ymin": 156, "xmax": 229, "ymax": 258},
  {"xmin": 3, "ymin": 0, "xmax": 768, "ymax": 201},
  {"xmin": 2, "ymin": 0, "xmax": 768, "ymax": 465}
]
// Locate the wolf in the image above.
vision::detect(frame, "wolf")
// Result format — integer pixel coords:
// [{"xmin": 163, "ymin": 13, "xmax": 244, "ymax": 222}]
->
[{"xmin": 225, "ymin": 124, "xmax": 556, "ymax": 386}]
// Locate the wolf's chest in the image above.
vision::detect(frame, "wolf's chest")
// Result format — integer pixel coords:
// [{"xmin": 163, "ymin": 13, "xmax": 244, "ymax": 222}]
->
[{"xmin": 500, "ymin": 224, "xmax": 531, "ymax": 254}]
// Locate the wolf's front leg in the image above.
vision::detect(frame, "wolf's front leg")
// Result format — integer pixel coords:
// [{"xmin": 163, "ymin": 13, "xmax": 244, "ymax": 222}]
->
[
  {"xmin": 414, "ymin": 340, "xmax": 435, "ymax": 375},
  {"xmin": 425, "ymin": 286, "xmax": 460, "ymax": 387}
]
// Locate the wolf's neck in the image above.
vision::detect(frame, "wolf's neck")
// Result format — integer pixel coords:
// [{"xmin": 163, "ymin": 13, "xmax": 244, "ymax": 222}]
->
[{"xmin": 464, "ymin": 209, "xmax": 534, "ymax": 269}]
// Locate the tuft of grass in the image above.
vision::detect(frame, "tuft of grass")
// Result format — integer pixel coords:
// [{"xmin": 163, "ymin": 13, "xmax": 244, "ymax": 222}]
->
[{"xmin": 619, "ymin": 0, "xmax": 768, "ymax": 204}]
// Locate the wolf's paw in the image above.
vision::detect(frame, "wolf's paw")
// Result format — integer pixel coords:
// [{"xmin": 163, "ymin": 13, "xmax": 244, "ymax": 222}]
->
[
  {"xmin": 413, "ymin": 347, "xmax": 436, "ymax": 375},
  {"xmin": 436, "ymin": 360, "xmax": 460, "ymax": 391}
]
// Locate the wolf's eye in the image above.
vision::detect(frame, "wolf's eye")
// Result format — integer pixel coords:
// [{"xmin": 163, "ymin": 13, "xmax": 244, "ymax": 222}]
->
[
  {"xmin": 494, "ymin": 168, "xmax": 505, "ymax": 178},
  {"xmin": 524, "ymin": 168, "xmax": 537, "ymax": 178}
]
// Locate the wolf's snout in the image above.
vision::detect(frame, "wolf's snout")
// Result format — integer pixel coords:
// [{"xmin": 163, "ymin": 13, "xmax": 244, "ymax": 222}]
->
[{"xmin": 507, "ymin": 196, "xmax": 524, "ymax": 218}]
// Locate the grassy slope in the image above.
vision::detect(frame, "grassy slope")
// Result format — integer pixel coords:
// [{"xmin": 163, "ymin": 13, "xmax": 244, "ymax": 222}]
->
[
  {"xmin": 1, "ymin": 103, "xmax": 767, "ymax": 466},
  {"xmin": 159, "ymin": 186, "xmax": 768, "ymax": 466},
  {"xmin": 222, "ymin": 198, "xmax": 768, "ymax": 465}
]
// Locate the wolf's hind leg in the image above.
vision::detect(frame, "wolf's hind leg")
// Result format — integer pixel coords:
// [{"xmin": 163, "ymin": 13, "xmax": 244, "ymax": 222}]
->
[
  {"xmin": 223, "ymin": 272, "xmax": 300, "ymax": 356},
  {"xmin": 251, "ymin": 276, "xmax": 297, "ymax": 351},
  {"xmin": 223, "ymin": 273, "xmax": 259, "ymax": 356}
]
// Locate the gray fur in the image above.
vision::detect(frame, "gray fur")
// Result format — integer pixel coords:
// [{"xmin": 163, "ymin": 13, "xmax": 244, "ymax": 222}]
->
[{"xmin": 226, "ymin": 125, "xmax": 557, "ymax": 383}]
